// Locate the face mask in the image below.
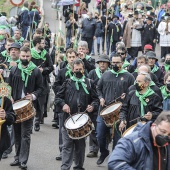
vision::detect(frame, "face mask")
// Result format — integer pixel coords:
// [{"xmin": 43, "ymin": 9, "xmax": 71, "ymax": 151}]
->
[
  {"xmin": 155, "ymin": 134, "xmax": 170, "ymax": 147},
  {"xmin": 95, "ymin": 16, "xmax": 98, "ymax": 19},
  {"xmin": 165, "ymin": 60, "xmax": 170, "ymax": 65},
  {"xmin": 74, "ymin": 71, "xmax": 83, "ymax": 79},
  {"xmin": 166, "ymin": 83, "xmax": 170, "ymax": 91},
  {"xmin": 111, "ymin": 64, "xmax": 120, "ymax": 72},
  {"xmin": 0, "ymin": 35, "xmax": 4, "ymax": 40},
  {"xmin": 135, "ymin": 82, "xmax": 145, "ymax": 91},
  {"xmin": 20, "ymin": 59, "xmax": 29, "ymax": 66}
]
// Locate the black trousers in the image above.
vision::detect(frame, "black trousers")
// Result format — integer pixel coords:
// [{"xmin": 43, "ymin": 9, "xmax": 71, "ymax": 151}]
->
[
  {"xmin": 128, "ymin": 47, "xmax": 141, "ymax": 59},
  {"xmin": 81, "ymin": 37, "xmax": 93, "ymax": 54},
  {"xmin": 161, "ymin": 46, "xmax": 170, "ymax": 59}
]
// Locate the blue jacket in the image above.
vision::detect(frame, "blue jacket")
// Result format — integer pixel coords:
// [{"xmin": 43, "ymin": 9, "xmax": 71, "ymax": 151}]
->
[
  {"xmin": 29, "ymin": 10, "xmax": 41, "ymax": 27},
  {"xmin": 108, "ymin": 122, "xmax": 170, "ymax": 170}
]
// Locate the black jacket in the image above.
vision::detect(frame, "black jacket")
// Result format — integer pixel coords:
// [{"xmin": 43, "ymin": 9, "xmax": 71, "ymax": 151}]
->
[
  {"xmin": 119, "ymin": 90, "xmax": 163, "ymax": 128},
  {"xmin": 0, "ymin": 97, "xmax": 16, "ymax": 157},
  {"xmin": 66, "ymin": 20, "xmax": 78, "ymax": 37},
  {"xmin": 55, "ymin": 78, "xmax": 99, "ymax": 124},
  {"xmin": 95, "ymin": 20, "xmax": 104, "ymax": 37},
  {"xmin": 8, "ymin": 66, "xmax": 43, "ymax": 101}
]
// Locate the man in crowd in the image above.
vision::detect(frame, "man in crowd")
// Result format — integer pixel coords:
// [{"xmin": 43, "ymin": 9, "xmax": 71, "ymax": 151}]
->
[
  {"xmin": 0, "ymin": 29, "xmax": 6, "ymax": 53},
  {"xmin": 108, "ymin": 111, "xmax": 170, "ymax": 170},
  {"xmin": 12, "ymin": 29, "xmax": 24, "ymax": 46}
]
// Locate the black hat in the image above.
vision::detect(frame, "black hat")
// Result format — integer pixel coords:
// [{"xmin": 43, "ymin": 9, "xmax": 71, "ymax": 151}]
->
[
  {"xmin": 8, "ymin": 42, "xmax": 21, "ymax": 51},
  {"xmin": 146, "ymin": 16, "xmax": 153, "ymax": 21},
  {"xmin": 165, "ymin": 13, "xmax": 170, "ymax": 17},
  {"xmin": 128, "ymin": 13, "xmax": 133, "ymax": 18},
  {"xmin": 146, "ymin": 51, "xmax": 158, "ymax": 61},
  {"xmin": 134, "ymin": 10, "xmax": 139, "ymax": 15},
  {"xmin": 150, "ymin": 12, "xmax": 155, "ymax": 17},
  {"xmin": 96, "ymin": 54, "xmax": 110, "ymax": 64}
]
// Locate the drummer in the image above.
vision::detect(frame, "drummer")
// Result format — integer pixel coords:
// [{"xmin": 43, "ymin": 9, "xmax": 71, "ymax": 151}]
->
[
  {"xmin": 119, "ymin": 72, "xmax": 163, "ymax": 132},
  {"xmin": 108, "ymin": 111, "xmax": 170, "ymax": 170},
  {"xmin": 55, "ymin": 59, "xmax": 99, "ymax": 170},
  {"xmin": 87, "ymin": 54, "xmax": 110, "ymax": 158},
  {"xmin": 8, "ymin": 46, "xmax": 43, "ymax": 170},
  {"xmin": 96, "ymin": 53, "xmax": 134, "ymax": 165}
]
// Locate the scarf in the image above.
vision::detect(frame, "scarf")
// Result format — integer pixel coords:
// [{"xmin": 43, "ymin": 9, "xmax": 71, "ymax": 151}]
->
[
  {"xmin": 134, "ymin": 68, "xmax": 138, "ymax": 72},
  {"xmin": 122, "ymin": 60, "xmax": 130, "ymax": 69},
  {"xmin": 110, "ymin": 69, "xmax": 127, "ymax": 77},
  {"xmin": 1, "ymin": 50, "xmax": 10, "ymax": 60},
  {"xmin": 21, "ymin": 6, "xmax": 29, "ymax": 11},
  {"xmin": 85, "ymin": 55, "xmax": 91, "ymax": 60},
  {"xmin": 150, "ymin": 81, "xmax": 155, "ymax": 87},
  {"xmin": 12, "ymin": 36, "xmax": 24, "ymax": 45},
  {"xmin": 70, "ymin": 75, "xmax": 89, "ymax": 94},
  {"xmin": 95, "ymin": 67, "xmax": 102, "ymax": 79},
  {"xmin": 65, "ymin": 64, "xmax": 72, "ymax": 78},
  {"xmin": 160, "ymin": 85, "xmax": 170, "ymax": 100},
  {"xmin": 164, "ymin": 64, "xmax": 170, "ymax": 73},
  {"xmin": 151, "ymin": 65, "xmax": 159, "ymax": 73},
  {"xmin": 31, "ymin": 48, "xmax": 47, "ymax": 61},
  {"xmin": 135, "ymin": 87, "xmax": 154, "ymax": 116},
  {"xmin": 18, "ymin": 61, "xmax": 36, "ymax": 87}
]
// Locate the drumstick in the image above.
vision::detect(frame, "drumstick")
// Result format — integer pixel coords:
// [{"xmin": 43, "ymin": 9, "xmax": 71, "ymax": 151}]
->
[
  {"xmin": 76, "ymin": 109, "xmax": 87, "ymax": 121},
  {"xmin": 129, "ymin": 116, "xmax": 144, "ymax": 123},
  {"xmin": 68, "ymin": 112, "xmax": 75, "ymax": 124},
  {"xmin": 109, "ymin": 94, "xmax": 126, "ymax": 105}
]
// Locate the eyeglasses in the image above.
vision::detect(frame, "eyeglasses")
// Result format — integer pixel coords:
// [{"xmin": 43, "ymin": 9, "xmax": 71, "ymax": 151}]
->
[
  {"xmin": 117, "ymin": 52, "xmax": 125, "ymax": 55},
  {"xmin": 157, "ymin": 125, "xmax": 170, "ymax": 139}
]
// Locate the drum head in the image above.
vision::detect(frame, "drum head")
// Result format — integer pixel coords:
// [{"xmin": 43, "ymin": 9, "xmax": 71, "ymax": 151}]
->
[
  {"xmin": 13, "ymin": 100, "xmax": 30, "ymax": 110},
  {"xmin": 65, "ymin": 114, "xmax": 89, "ymax": 130},
  {"xmin": 101, "ymin": 103, "xmax": 121, "ymax": 115}
]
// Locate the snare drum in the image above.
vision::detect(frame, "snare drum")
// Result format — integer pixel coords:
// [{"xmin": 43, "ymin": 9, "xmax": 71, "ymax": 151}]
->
[
  {"xmin": 100, "ymin": 102, "xmax": 122, "ymax": 127},
  {"xmin": 123, "ymin": 122, "xmax": 146, "ymax": 137},
  {"xmin": 13, "ymin": 100, "xmax": 35, "ymax": 123},
  {"xmin": 65, "ymin": 113, "xmax": 93, "ymax": 140}
]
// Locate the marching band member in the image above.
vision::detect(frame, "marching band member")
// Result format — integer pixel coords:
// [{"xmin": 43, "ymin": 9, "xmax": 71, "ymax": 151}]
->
[
  {"xmin": 9, "ymin": 46, "xmax": 43, "ymax": 169},
  {"xmin": 96, "ymin": 53, "xmax": 134, "ymax": 165},
  {"xmin": 55, "ymin": 59, "xmax": 99, "ymax": 170}
]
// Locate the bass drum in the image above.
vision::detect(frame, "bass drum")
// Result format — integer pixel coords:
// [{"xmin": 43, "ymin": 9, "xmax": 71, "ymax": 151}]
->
[{"xmin": 123, "ymin": 122, "xmax": 146, "ymax": 137}]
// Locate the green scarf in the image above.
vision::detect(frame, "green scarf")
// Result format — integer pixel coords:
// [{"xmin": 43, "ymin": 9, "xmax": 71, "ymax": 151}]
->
[
  {"xmin": 1, "ymin": 50, "xmax": 10, "ymax": 60},
  {"xmin": 151, "ymin": 65, "xmax": 159, "ymax": 73},
  {"xmin": 65, "ymin": 64, "xmax": 72, "ymax": 78},
  {"xmin": 160, "ymin": 85, "xmax": 170, "ymax": 100},
  {"xmin": 122, "ymin": 60, "xmax": 130, "ymax": 69},
  {"xmin": 8, "ymin": 59, "xmax": 20, "ymax": 69},
  {"xmin": 85, "ymin": 55, "xmax": 91, "ymax": 60},
  {"xmin": 150, "ymin": 81, "xmax": 155, "ymax": 87},
  {"xmin": 32, "ymin": 9, "xmax": 37, "ymax": 12},
  {"xmin": 31, "ymin": 48, "xmax": 47, "ymax": 61},
  {"xmin": 110, "ymin": 69, "xmax": 127, "ymax": 77},
  {"xmin": 135, "ymin": 87, "xmax": 154, "ymax": 116},
  {"xmin": 21, "ymin": 6, "xmax": 29, "ymax": 11},
  {"xmin": 134, "ymin": 68, "xmax": 138, "ymax": 72},
  {"xmin": 12, "ymin": 36, "xmax": 24, "ymax": 45},
  {"xmin": 70, "ymin": 75, "xmax": 89, "ymax": 94},
  {"xmin": 164, "ymin": 64, "xmax": 170, "ymax": 73},
  {"xmin": 18, "ymin": 61, "xmax": 36, "ymax": 87},
  {"xmin": 95, "ymin": 67, "xmax": 102, "ymax": 79}
]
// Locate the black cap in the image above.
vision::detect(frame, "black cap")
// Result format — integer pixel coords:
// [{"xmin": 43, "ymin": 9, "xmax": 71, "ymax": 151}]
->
[
  {"xmin": 8, "ymin": 42, "xmax": 21, "ymax": 51},
  {"xmin": 112, "ymin": 15, "xmax": 119, "ymax": 19},
  {"xmin": 96, "ymin": 54, "xmax": 110, "ymax": 64},
  {"xmin": 147, "ymin": 16, "xmax": 153, "ymax": 21},
  {"xmin": 150, "ymin": 12, "xmax": 155, "ymax": 17},
  {"xmin": 134, "ymin": 10, "xmax": 139, "ymax": 15},
  {"xmin": 146, "ymin": 51, "xmax": 158, "ymax": 61}
]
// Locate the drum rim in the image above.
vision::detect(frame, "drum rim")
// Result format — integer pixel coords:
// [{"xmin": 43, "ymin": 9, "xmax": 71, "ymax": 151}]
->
[
  {"xmin": 122, "ymin": 121, "xmax": 146, "ymax": 137},
  {"xmin": 13, "ymin": 99, "xmax": 30, "ymax": 108},
  {"xmin": 100, "ymin": 102, "xmax": 122, "ymax": 116}
]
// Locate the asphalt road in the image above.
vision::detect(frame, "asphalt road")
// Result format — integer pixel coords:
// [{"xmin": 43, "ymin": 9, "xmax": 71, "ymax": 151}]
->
[{"xmin": 1, "ymin": 0, "xmax": 162, "ymax": 169}]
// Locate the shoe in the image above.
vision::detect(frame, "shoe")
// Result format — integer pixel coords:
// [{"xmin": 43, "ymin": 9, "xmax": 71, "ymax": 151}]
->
[
  {"xmin": 20, "ymin": 163, "xmax": 27, "ymax": 170},
  {"xmin": 2, "ymin": 152, "xmax": 8, "ymax": 159},
  {"xmin": 161, "ymin": 57, "xmax": 165, "ymax": 62},
  {"xmin": 56, "ymin": 156, "xmax": 62, "ymax": 161},
  {"xmin": 34, "ymin": 123, "xmax": 40, "ymax": 131},
  {"xmin": 10, "ymin": 160, "xmax": 20, "ymax": 166},
  {"xmin": 52, "ymin": 123, "xmax": 59, "ymax": 129},
  {"xmin": 86, "ymin": 152, "xmax": 98, "ymax": 158},
  {"xmin": 40, "ymin": 117, "xmax": 44, "ymax": 124},
  {"xmin": 97, "ymin": 151, "xmax": 109, "ymax": 165},
  {"xmin": 90, "ymin": 53, "xmax": 95, "ymax": 56}
]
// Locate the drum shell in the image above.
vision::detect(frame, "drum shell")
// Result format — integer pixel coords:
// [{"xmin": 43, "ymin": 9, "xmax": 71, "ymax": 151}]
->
[
  {"xmin": 64, "ymin": 113, "xmax": 93, "ymax": 140},
  {"xmin": 100, "ymin": 102, "xmax": 122, "ymax": 127},
  {"xmin": 13, "ymin": 100, "xmax": 36, "ymax": 123}
]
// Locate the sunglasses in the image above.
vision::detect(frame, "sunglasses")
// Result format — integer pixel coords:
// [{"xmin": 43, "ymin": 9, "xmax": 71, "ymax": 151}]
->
[{"xmin": 117, "ymin": 52, "xmax": 125, "ymax": 55}]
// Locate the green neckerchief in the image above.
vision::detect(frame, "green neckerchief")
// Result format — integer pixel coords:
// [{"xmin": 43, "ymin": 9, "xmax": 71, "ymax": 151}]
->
[
  {"xmin": 85, "ymin": 55, "xmax": 91, "ymax": 60},
  {"xmin": 12, "ymin": 36, "xmax": 24, "ymax": 45},
  {"xmin": 1, "ymin": 50, "xmax": 10, "ymax": 60},
  {"xmin": 8, "ymin": 59, "xmax": 20, "ymax": 69},
  {"xmin": 31, "ymin": 48, "xmax": 47, "ymax": 61},
  {"xmin": 160, "ymin": 85, "xmax": 170, "ymax": 100},
  {"xmin": 164, "ymin": 64, "xmax": 170, "ymax": 73},
  {"xmin": 70, "ymin": 75, "xmax": 89, "ymax": 94},
  {"xmin": 65, "ymin": 64, "xmax": 72, "ymax": 78},
  {"xmin": 95, "ymin": 67, "xmax": 102, "ymax": 79},
  {"xmin": 32, "ymin": 9, "xmax": 37, "ymax": 12},
  {"xmin": 135, "ymin": 87, "xmax": 154, "ymax": 116},
  {"xmin": 150, "ymin": 81, "xmax": 155, "ymax": 87},
  {"xmin": 134, "ymin": 68, "xmax": 138, "ymax": 72},
  {"xmin": 151, "ymin": 65, "xmax": 159, "ymax": 73},
  {"xmin": 18, "ymin": 61, "xmax": 36, "ymax": 87},
  {"xmin": 21, "ymin": 6, "xmax": 29, "ymax": 11},
  {"xmin": 122, "ymin": 60, "xmax": 130, "ymax": 69},
  {"xmin": 110, "ymin": 69, "xmax": 127, "ymax": 77}
]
